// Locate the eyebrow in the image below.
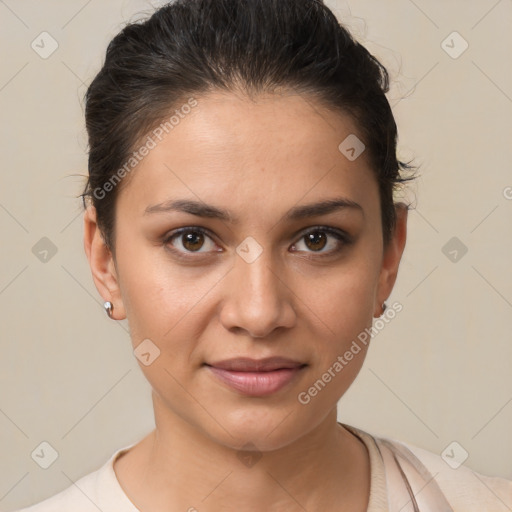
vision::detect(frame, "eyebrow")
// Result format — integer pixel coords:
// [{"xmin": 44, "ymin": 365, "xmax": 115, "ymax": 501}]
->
[{"xmin": 144, "ymin": 197, "xmax": 364, "ymax": 222}]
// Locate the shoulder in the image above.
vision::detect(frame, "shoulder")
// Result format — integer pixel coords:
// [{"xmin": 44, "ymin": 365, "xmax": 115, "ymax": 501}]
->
[
  {"xmin": 12, "ymin": 445, "xmax": 137, "ymax": 512},
  {"xmin": 379, "ymin": 435, "xmax": 512, "ymax": 511},
  {"xmin": 13, "ymin": 470, "xmax": 104, "ymax": 512}
]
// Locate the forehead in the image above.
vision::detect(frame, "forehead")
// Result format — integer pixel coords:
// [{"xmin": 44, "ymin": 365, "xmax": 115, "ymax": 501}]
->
[{"xmin": 116, "ymin": 90, "xmax": 378, "ymax": 220}]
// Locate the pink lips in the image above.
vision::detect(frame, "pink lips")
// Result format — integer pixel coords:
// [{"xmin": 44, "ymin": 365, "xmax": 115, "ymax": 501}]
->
[{"xmin": 205, "ymin": 357, "xmax": 306, "ymax": 396}]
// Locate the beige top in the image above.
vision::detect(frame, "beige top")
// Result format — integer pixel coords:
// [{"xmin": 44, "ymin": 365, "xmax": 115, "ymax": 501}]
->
[{"xmin": 15, "ymin": 424, "xmax": 512, "ymax": 511}]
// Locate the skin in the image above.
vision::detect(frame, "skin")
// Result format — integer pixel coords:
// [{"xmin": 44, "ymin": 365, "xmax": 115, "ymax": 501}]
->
[{"xmin": 84, "ymin": 89, "xmax": 407, "ymax": 511}]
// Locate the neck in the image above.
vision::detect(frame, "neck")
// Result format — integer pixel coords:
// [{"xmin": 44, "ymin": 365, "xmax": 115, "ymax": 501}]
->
[{"xmin": 115, "ymin": 395, "xmax": 370, "ymax": 512}]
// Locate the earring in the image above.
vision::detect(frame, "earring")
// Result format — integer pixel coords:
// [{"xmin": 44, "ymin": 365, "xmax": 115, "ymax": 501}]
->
[
  {"xmin": 104, "ymin": 301, "xmax": 114, "ymax": 318},
  {"xmin": 381, "ymin": 302, "xmax": 387, "ymax": 315}
]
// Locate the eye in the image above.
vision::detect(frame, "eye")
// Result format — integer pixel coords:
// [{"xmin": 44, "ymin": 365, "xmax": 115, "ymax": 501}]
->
[
  {"xmin": 163, "ymin": 225, "xmax": 351, "ymax": 259},
  {"xmin": 290, "ymin": 226, "xmax": 350, "ymax": 256},
  {"xmin": 164, "ymin": 227, "xmax": 220, "ymax": 254}
]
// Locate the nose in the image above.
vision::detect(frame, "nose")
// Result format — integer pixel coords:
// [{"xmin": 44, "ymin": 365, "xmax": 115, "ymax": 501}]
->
[{"xmin": 219, "ymin": 249, "xmax": 297, "ymax": 339}]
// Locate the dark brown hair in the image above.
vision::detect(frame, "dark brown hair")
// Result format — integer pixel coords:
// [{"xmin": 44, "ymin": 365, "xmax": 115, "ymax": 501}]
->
[{"xmin": 79, "ymin": 0, "xmax": 416, "ymax": 256}]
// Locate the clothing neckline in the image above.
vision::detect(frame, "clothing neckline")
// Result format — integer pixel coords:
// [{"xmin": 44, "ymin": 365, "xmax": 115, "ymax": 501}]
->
[
  {"xmin": 102, "ymin": 424, "xmax": 388, "ymax": 511},
  {"xmin": 103, "ymin": 442, "xmax": 141, "ymax": 510},
  {"xmin": 341, "ymin": 423, "xmax": 389, "ymax": 512}
]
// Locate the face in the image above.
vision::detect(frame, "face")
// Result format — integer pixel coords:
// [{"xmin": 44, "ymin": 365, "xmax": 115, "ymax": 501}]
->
[{"xmin": 84, "ymin": 90, "xmax": 407, "ymax": 451}]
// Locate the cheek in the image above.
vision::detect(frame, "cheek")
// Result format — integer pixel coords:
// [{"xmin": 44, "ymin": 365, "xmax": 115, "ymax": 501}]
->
[
  {"xmin": 115, "ymin": 240, "xmax": 175, "ymax": 343},
  {"xmin": 297, "ymin": 253, "xmax": 380, "ymax": 343},
  {"xmin": 116, "ymin": 242, "xmax": 221, "ymax": 349},
  {"xmin": 292, "ymin": 266, "xmax": 377, "ymax": 414}
]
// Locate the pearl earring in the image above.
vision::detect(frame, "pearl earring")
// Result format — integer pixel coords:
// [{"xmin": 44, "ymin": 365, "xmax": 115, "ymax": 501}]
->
[{"xmin": 104, "ymin": 301, "xmax": 114, "ymax": 318}]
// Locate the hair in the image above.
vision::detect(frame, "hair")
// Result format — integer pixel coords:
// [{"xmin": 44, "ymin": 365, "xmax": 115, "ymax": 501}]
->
[{"xmin": 79, "ymin": 0, "xmax": 416, "ymax": 256}]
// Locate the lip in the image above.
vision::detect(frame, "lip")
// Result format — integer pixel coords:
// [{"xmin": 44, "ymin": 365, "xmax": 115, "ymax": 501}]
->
[{"xmin": 205, "ymin": 357, "xmax": 307, "ymax": 396}]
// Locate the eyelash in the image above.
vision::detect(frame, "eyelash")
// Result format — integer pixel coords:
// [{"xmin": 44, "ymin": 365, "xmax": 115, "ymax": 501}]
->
[{"xmin": 162, "ymin": 225, "xmax": 352, "ymax": 260}]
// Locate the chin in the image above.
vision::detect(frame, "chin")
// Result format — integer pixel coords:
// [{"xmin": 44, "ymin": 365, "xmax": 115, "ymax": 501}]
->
[{"xmin": 200, "ymin": 400, "xmax": 328, "ymax": 452}]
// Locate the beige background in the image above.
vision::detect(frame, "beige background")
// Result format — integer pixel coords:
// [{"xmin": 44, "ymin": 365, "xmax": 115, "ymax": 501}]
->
[{"xmin": 1, "ymin": 0, "xmax": 511, "ymax": 509}]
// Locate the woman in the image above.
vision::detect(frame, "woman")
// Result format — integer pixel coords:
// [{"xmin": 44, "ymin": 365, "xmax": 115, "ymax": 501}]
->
[{"xmin": 17, "ymin": 0, "xmax": 511, "ymax": 510}]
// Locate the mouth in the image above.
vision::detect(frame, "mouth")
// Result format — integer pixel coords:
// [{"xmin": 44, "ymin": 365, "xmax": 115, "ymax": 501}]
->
[{"xmin": 204, "ymin": 357, "xmax": 307, "ymax": 396}]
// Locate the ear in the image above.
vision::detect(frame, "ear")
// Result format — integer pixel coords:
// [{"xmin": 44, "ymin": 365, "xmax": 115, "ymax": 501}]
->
[
  {"xmin": 373, "ymin": 203, "xmax": 408, "ymax": 318},
  {"xmin": 83, "ymin": 205, "xmax": 126, "ymax": 320}
]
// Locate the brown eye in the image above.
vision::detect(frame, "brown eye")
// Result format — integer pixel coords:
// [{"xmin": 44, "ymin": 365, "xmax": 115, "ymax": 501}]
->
[
  {"xmin": 291, "ymin": 227, "xmax": 350, "ymax": 256},
  {"xmin": 181, "ymin": 231, "xmax": 205, "ymax": 251},
  {"xmin": 304, "ymin": 231, "xmax": 328, "ymax": 252},
  {"xmin": 165, "ymin": 227, "xmax": 219, "ymax": 254}
]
